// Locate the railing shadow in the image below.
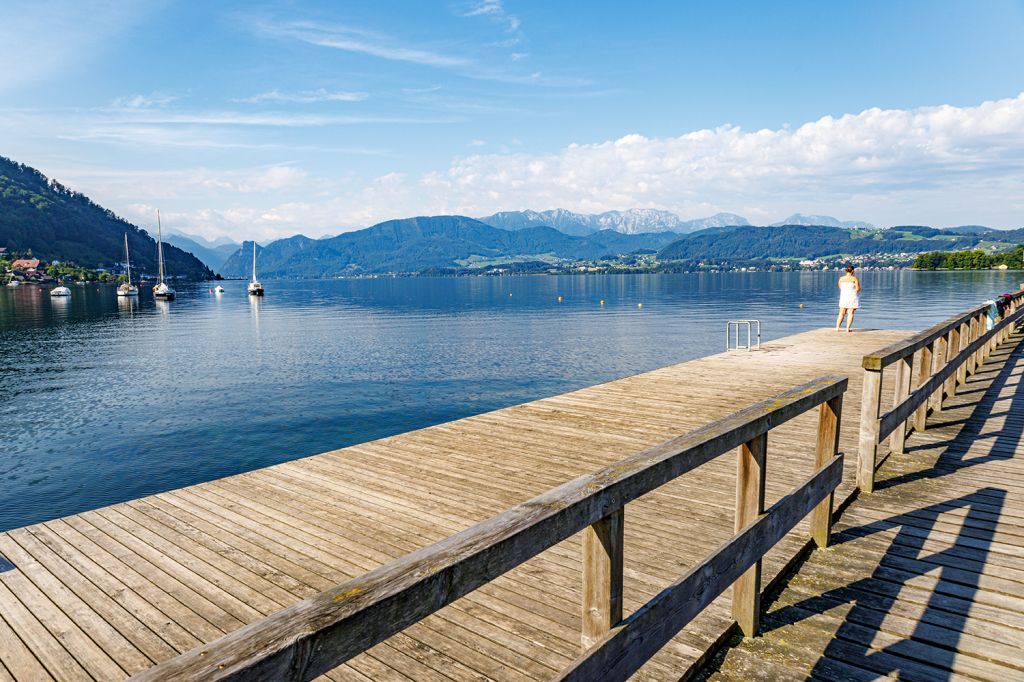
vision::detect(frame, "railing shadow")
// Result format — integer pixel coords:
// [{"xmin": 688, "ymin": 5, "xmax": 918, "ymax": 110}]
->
[
  {"xmin": 875, "ymin": 335, "xmax": 1024, "ymax": 492},
  {"xmin": 749, "ymin": 334, "xmax": 1024, "ymax": 679},
  {"xmin": 765, "ymin": 488, "xmax": 1005, "ymax": 681}
]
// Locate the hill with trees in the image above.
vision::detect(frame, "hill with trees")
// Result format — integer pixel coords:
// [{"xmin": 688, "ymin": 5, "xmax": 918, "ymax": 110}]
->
[
  {"xmin": 657, "ymin": 225, "xmax": 986, "ymax": 261},
  {"xmin": 0, "ymin": 155, "xmax": 213, "ymax": 280},
  {"xmin": 913, "ymin": 246, "xmax": 1024, "ymax": 270}
]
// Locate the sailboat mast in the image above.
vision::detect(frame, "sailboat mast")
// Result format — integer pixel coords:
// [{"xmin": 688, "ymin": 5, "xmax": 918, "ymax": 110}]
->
[
  {"xmin": 252, "ymin": 240, "xmax": 257, "ymax": 282},
  {"xmin": 157, "ymin": 210, "xmax": 165, "ymax": 284},
  {"xmin": 124, "ymin": 233, "xmax": 132, "ymax": 285}
]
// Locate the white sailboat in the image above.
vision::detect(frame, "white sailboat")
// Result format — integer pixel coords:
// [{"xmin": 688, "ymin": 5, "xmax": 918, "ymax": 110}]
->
[
  {"xmin": 50, "ymin": 285, "xmax": 71, "ymax": 297},
  {"xmin": 152, "ymin": 210, "xmax": 176, "ymax": 301},
  {"xmin": 117, "ymin": 233, "xmax": 139, "ymax": 297},
  {"xmin": 247, "ymin": 240, "xmax": 264, "ymax": 296}
]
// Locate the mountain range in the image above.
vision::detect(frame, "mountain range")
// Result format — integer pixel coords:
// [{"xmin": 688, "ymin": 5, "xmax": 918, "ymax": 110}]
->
[
  {"xmin": 218, "ymin": 216, "xmax": 679, "ymax": 278},
  {"xmin": 0, "ymin": 155, "xmax": 212, "ymax": 279},
  {"xmin": 478, "ymin": 209, "xmax": 749, "ymax": 235},
  {"xmin": 164, "ymin": 231, "xmax": 241, "ymax": 271},
  {"xmin": 770, "ymin": 213, "xmax": 875, "ymax": 229}
]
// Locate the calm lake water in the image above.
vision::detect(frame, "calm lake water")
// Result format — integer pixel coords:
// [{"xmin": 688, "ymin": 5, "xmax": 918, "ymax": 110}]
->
[{"xmin": 1, "ymin": 270, "xmax": 1020, "ymax": 530}]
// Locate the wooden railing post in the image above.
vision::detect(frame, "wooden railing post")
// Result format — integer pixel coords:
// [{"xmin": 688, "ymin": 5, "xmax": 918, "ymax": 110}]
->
[
  {"xmin": 913, "ymin": 342, "xmax": 933, "ymax": 432},
  {"xmin": 956, "ymin": 321, "xmax": 970, "ymax": 387},
  {"xmin": 858, "ymin": 367, "xmax": 882, "ymax": 493},
  {"xmin": 810, "ymin": 395, "xmax": 842, "ymax": 548},
  {"xmin": 581, "ymin": 508, "xmax": 624, "ymax": 650},
  {"xmin": 931, "ymin": 334, "xmax": 947, "ymax": 412},
  {"xmin": 889, "ymin": 356, "xmax": 912, "ymax": 454},
  {"xmin": 732, "ymin": 433, "xmax": 767, "ymax": 637},
  {"xmin": 944, "ymin": 328, "xmax": 959, "ymax": 398},
  {"xmin": 980, "ymin": 308, "xmax": 994, "ymax": 364},
  {"xmin": 967, "ymin": 315, "xmax": 979, "ymax": 375}
]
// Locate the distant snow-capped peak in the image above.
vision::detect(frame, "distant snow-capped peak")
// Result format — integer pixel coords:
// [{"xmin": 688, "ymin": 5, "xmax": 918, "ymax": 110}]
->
[
  {"xmin": 477, "ymin": 208, "xmax": 751, "ymax": 235},
  {"xmin": 770, "ymin": 213, "xmax": 875, "ymax": 229}
]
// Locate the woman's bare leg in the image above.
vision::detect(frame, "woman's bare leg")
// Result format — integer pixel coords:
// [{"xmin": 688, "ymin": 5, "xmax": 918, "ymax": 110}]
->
[
  {"xmin": 836, "ymin": 309, "xmax": 845, "ymax": 330},
  {"xmin": 846, "ymin": 309, "xmax": 856, "ymax": 332}
]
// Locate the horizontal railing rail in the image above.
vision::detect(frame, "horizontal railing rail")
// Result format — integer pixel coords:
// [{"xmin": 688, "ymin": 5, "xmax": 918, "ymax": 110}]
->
[
  {"xmin": 858, "ymin": 289, "xmax": 1024, "ymax": 492},
  {"xmin": 131, "ymin": 375, "xmax": 848, "ymax": 682}
]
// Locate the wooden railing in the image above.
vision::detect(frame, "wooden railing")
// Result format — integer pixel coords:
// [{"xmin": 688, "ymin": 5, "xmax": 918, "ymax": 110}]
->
[
  {"xmin": 858, "ymin": 290, "xmax": 1024, "ymax": 493},
  {"xmin": 131, "ymin": 376, "xmax": 848, "ymax": 682}
]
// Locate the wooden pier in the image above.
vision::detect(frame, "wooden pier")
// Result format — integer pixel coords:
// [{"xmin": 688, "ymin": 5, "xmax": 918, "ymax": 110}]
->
[{"xmin": 1, "ymin": 294, "xmax": 1022, "ymax": 680}]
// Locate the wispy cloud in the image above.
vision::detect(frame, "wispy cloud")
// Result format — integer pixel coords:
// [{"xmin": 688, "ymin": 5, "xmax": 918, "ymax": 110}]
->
[
  {"xmin": 235, "ymin": 89, "xmax": 368, "ymax": 104},
  {"xmin": 463, "ymin": 1, "xmax": 520, "ymax": 33},
  {"xmin": 257, "ymin": 19, "xmax": 468, "ymax": 67},
  {"xmin": 249, "ymin": 15, "xmax": 571, "ymax": 86},
  {"xmin": 112, "ymin": 110, "xmax": 453, "ymax": 127},
  {"xmin": 111, "ymin": 92, "xmax": 179, "ymax": 109}
]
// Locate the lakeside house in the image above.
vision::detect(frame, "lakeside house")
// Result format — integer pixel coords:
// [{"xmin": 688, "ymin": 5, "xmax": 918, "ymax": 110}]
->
[{"xmin": 10, "ymin": 258, "xmax": 40, "ymax": 272}]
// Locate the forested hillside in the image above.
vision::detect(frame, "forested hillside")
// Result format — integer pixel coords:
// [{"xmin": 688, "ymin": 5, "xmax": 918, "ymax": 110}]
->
[
  {"xmin": 0, "ymin": 156, "xmax": 213, "ymax": 279},
  {"xmin": 913, "ymin": 246, "xmax": 1024, "ymax": 270},
  {"xmin": 658, "ymin": 225, "xmax": 984, "ymax": 260}
]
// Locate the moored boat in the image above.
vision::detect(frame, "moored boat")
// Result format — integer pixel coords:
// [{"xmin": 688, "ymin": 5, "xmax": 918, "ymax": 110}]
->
[
  {"xmin": 117, "ymin": 233, "xmax": 139, "ymax": 297},
  {"xmin": 152, "ymin": 210, "xmax": 176, "ymax": 301},
  {"xmin": 247, "ymin": 240, "xmax": 264, "ymax": 296},
  {"xmin": 50, "ymin": 286, "xmax": 71, "ymax": 297}
]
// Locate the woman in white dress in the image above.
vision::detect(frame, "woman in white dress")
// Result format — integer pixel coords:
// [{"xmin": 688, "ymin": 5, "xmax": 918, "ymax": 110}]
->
[{"xmin": 836, "ymin": 265, "xmax": 861, "ymax": 332}]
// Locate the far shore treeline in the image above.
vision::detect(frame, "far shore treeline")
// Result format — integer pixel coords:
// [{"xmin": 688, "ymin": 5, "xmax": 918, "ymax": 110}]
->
[{"xmin": 913, "ymin": 246, "xmax": 1024, "ymax": 270}]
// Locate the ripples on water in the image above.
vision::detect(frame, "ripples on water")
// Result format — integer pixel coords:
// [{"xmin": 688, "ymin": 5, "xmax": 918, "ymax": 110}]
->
[{"xmin": 1, "ymin": 270, "xmax": 1019, "ymax": 530}]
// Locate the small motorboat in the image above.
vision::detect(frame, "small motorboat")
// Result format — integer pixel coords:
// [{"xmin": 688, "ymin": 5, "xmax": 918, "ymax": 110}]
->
[
  {"xmin": 215, "ymin": 285, "xmax": 225, "ymax": 293},
  {"xmin": 5, "ymin": 280, "xmax": 19, "ymax": 287},
  {"xmin": 50, "ymin": 286, "xmax": 71, "ymax": 297}
]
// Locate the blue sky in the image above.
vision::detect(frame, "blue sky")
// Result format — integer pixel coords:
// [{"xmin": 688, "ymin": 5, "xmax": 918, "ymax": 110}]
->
[{"xmin": 2, "ymin": 0, "xmax": 1024, "ymax": 239}]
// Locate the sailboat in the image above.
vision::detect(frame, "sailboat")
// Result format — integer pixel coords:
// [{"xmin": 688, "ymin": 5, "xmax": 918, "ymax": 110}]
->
[
  {"xmin": 247, "ymin": 240, "xmax": 264, "ymax": 296},
  {"xmin": 152, "ymin": 210, "xmax": 176, "ymax": 301},
  {"xmin": 117, "ymin": 233, "xmax": 139, "ymax": 297}
]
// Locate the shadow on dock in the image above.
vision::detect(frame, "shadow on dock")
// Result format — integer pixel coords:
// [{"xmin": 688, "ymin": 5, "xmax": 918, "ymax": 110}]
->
[
  {"xmin": 772, "ymin": 489, "xmax": 1006, "ymax": 681},
  {"xmin": 699, "ymin": 331, "xmax": 1024, "ymax": 681}
]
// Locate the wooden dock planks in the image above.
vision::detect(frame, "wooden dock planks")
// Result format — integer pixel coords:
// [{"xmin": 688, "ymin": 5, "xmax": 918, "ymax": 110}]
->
[
  {"xmin": 701, "ymin": 327, "xmax": 1024, "ymax": 682},
  {"xmin": 0, "ymin": 328, "xmax": 910, "ymax": 681}
]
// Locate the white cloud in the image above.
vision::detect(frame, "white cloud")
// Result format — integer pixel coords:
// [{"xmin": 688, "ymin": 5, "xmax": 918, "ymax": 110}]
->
[
  {"xmin": 236, "ymin": 89, "xmax": 368, "ymax": 104},
  {"xmin": 41, "ymin": 93, "xmax": 1024, "ymax": 241}
]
